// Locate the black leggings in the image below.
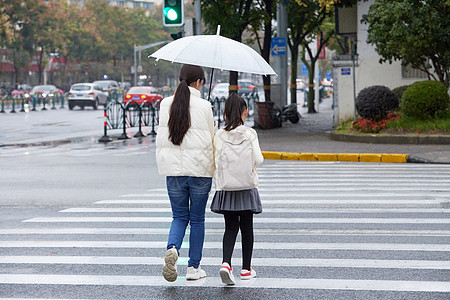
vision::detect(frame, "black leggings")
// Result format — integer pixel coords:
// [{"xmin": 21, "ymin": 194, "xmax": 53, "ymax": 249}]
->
[{"xmin": 222, "ymin": 210, "xmax": 254, "ymax": 270}]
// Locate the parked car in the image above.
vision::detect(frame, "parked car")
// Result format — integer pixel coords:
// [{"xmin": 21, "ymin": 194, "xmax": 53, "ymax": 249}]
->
[
  {"xmin": 67, "ymin": 83, "xmax": 109, "ymax": 110},
  {"xmin": 237, "ymin": 79, "xmax": 258, "ymax": 96},
  {"xmin": 30, "ymin": 85, "xmax": 58, "ymax": 97},
  {"xmin": 92, "ymin": 80, "xmax": 119, "ymax": 93},
  {"xmin": 211, "ymin": 83, "xmax": 230, "ymax": 99},
  {"xmin": 123, "ymin": 86, "xmax": 163, "ymax": 107}
]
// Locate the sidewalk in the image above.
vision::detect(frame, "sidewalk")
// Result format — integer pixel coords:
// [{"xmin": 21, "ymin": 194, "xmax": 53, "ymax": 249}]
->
[
  {"xmin": 257, "ymin": 95, "xmax": 450, "ymax": 164},
  {"xmin": 0, "ymin": 97, "xmax": 449, "ymax": 163}
]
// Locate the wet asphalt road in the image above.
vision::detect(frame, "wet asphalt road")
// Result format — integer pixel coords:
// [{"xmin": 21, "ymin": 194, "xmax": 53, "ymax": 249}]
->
[{"xmin": 0, "ymin": 139, "xmax": 449, "ymax": 299}]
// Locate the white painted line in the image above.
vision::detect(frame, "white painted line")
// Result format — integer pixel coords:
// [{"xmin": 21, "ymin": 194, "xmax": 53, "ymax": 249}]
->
[
  {"xmin": 258, "ymin": 174, "xmax": 448, "ymax": 179},
  {"xmin": 0, "ymin": 256, "xmax": 448, "ymax": 270},
  {"xmin": 0, "ymin": 241, "xmax": 448, "ymax": 251},
  {"xmin": 258, "ymin": 187, "xmax": 450, "ymax": 192},
  {"xmin": 59, "ymin": 207, "xmax": 450, "ymax": 214},
  {"xmin": 0, "ymin": 274, "xmax": 448, "ymax": 292},
  {"xmin": 95, "ymin": 199, "xmax": 442, "ymax": 205},
  {"xmin": 0, "ymin": 228, "xmax": 448, "ymax": 236},
  {"xmin": 117, "ymin": 192, "xmax": 450, "ymax": 198},
  {"xmin": 22, "ymin": 217, "xmax": 450, "ymax": 224}
]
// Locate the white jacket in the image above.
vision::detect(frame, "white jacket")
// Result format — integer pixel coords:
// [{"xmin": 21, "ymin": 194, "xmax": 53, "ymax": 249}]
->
[
  {"xmin": 214, "ymin": 125, "xmax": 264, "ymax": 190},
  {"xmin": 156, "ymin": 87, "xmax": 215, "ymax": 177}
]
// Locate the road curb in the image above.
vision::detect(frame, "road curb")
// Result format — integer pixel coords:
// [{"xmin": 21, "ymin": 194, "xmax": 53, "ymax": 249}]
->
[
  {"xmin": 329, "ymin": 132, "xmax": 450, "ymax": 145},
  {"xmin": 262, "ymin": 151, "xmax": 409, "ymax": 163}
]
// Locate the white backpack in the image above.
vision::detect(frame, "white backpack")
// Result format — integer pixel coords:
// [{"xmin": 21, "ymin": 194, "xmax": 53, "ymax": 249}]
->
[{"xmin": 216, "ymin": 127, "xmax": 258, "ymax": 191}]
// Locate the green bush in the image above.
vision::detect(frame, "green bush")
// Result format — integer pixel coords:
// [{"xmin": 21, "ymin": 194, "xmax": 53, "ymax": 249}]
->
[
  {"xmin": 392, "ymin": 85, "xmax": 410, "ymax": 103},
  {"xmin": 401, "ymin": 80, "xmax": 449, "ymax": 119},
  {"xmin": 355, "ymin": 85, "xmax": 399, "ymax": 120}
]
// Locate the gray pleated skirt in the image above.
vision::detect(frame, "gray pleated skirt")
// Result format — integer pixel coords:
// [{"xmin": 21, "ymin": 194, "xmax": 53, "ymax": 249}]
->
[{"xmin": 210, "ymin": 188, "xmax": 262, "ymax": 214}]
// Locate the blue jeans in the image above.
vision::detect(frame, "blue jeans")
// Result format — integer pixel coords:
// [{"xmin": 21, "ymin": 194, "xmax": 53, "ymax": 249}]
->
[{"xmin": 166, "ymin": 176, "xmax": 212, "ymax": 268}]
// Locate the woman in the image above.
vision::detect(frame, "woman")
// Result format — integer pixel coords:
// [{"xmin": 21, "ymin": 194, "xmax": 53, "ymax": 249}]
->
[{"xmin": 156, "ymin": 64, "xmax": 215, "ymax": 282}]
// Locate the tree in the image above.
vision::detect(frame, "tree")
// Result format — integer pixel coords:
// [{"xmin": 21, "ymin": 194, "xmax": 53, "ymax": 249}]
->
[
  {"xmin": 0, "ymin": 0, "xmax": 41, "ymax": 86},
  {"xmin": 286, "ymin": 0, "xmax": 334, "ymax": 112},
  {"xmin": 248, "ymin": 0, "xmax": 274, "ymax": 102},
  {"xmin": 362, "ymin": 0, "xmax": 449, "ymax": 88},
  {"xmin": 201, "ymin": 0, "xmax": 261, "ymax": 93}
]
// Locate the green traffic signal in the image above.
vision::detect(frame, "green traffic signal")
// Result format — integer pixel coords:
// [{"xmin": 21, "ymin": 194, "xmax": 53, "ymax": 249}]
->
[{"xmin": 163, "ymin": 0, "xmax": 183, "ymax": 27}]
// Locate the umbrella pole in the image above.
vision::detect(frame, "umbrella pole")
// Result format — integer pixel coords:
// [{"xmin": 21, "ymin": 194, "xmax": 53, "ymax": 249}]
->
[{"xmin": 207, "ymin": 68, "xmax": 215, "ymax": 102}]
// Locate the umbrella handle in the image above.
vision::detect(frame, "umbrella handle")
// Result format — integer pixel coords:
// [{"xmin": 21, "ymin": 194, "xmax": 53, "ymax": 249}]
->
[{"xmin": 207, "ymin": 68, "xmax": 215, "ymax": 102}]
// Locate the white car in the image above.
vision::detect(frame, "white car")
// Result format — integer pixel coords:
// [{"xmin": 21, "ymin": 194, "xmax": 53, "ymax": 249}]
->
[
  {"xmin": 211, "ymin": 83, "xmax": 229, "ymax": 100},
  {"xmin": 68, "ymin": 83, "xmax": 109, "ymax": 110}
]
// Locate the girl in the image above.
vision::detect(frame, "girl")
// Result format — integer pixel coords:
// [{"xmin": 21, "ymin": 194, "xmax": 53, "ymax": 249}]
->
[
  {"xmin": 156, "ymin": 64, "xmax": 215, "ymax": 282},
  {"xmin": 210, "ymin": 93, "xmax": 264, "ymax": 285}
]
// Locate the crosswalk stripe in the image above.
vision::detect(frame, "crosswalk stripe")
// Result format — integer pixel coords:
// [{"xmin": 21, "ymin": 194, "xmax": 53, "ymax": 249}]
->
[
  {"xmin": 0, "ymin": 274, "xmax": 448, "ymax": 292},
  {"xmin": 94, "ymin": 199, "xmax": 444, "ymax": 205},
  {"xmin": 0, "ymin": 256, "xmax": 448, "ymax": 270},
  {"xmin": 0, "ymin": 228, "xmax": 448, "ymax": 236},
  {"xmin": 22, "ymin": 217, "xmax": 450, "ymax": 224},
  {"xmin": 0, "ymin": 241, "xmax": 448, "ymax": 251},
  {"xmin": 59, "ymin": 207, "xmax": 450, "ymax": 213}
]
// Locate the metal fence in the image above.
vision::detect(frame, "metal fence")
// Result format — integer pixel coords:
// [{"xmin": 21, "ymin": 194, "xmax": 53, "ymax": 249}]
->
[
  {"xmin": 0, "ymin": 94, "xmax": 66, "ymax": 113},
  {"xmin": 99, "ymin": 98, "xmax": 160, "ymax": 142},
  {"xmin": 209, "ymin": 92, "xmax": 258, "ymax": 128}
]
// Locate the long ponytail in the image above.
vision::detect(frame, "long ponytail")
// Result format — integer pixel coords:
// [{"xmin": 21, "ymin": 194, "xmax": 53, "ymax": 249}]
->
[{"xmin": 168, "ymin": 64, "xmax": 205, "ymax": 145}]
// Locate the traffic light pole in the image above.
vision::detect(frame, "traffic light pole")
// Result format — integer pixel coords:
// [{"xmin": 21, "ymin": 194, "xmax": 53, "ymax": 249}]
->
[
  {"xmin": 194, "ymin": 0, "xmax": 201, "ymax": 35},
  {"xmin": 133, "ymin": 41, "xmax": 170, "ymax": 86}
]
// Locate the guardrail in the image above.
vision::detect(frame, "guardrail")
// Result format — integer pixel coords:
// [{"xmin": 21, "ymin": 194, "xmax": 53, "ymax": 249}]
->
[
  {"xmin": 99, "ymin": 99, "xmax": 160, "ymax": 143},
  {"xmin": 0, "ymin": 93, "xmax": 66, "ymax": 113},
  {"xmin": 99, "ymin": 92, "xmax": 257, "ymax": 143},
  {"xmin": 209, "ymin": 93, "xmax": 257, "ymax": 128}
]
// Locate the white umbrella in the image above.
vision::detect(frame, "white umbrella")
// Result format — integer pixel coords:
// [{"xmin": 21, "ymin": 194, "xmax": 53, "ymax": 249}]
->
[{"xmin": 149, "ymin": 26, "xmax": 276, "ymax": 76}]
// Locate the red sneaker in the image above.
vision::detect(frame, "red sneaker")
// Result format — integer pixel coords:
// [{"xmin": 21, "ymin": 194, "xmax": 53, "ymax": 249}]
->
[
  {"xmin": 240, "ymin": 268, "xmax": 256, "ymax": 280},
  {"xmin": 219, "ymin": 262, "xmax": 235, "ymax": 285}
]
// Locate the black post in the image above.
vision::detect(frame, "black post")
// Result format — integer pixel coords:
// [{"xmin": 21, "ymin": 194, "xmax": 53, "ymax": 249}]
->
[
  {"xmin": 31, "ymin": 96, "xmax": 37, "ymax": 111},
  {"xmin": 51, "ymin": 95, "xmax": 56, "ymax": 110},
  {"xmin": 118, "ymin": 102, "xmax": 130, "ymax": 140},
  {"xmin": 134, "ymin": 103, "xmax": 146, "ymax": 138},
  {"xmin": 42, "ymin": 96, "xmax": 47, "ymax": 110},
  {"xmin": 0, "ymin": 96, "xmax": 5, "ymax": 113},
  {"xmin": 217, "ymin": 98, "xmax": 221, "ymax": 128},
  {"xmin": 149, "ymin": 103, "xmax": 157, "ymax": 136},
  {"xmin": 10, "ymin": 96, "xmax": 16, "ymax": 113},
  {"xmin": 20, "ymin": 96, "xmax": 25, "ymax": 112}
]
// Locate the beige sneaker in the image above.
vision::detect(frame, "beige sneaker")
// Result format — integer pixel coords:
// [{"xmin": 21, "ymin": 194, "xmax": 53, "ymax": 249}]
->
[
  {"xmin": 185, "ymin": 266, "xmax": 206, "ymax": 280},
  {"xmin": 162, "ymin": 246, "xmax": 178, "ymax": 282}
]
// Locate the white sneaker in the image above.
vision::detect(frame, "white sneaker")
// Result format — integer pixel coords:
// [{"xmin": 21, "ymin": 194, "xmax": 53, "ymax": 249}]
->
[
  {"xmin": 219, "ymin": 262, "xmax": 235, "ymax": 285},
  {"xmin": 162, "ymin": 246, "xmax": 178, "ymax": 282},
  {"xmin": 240, "ymin": 268, "xmax": 256, "ymax": 280},
  {"xmin": 186, "ymin": 266, "xmax": 206, "ymax": 280}
]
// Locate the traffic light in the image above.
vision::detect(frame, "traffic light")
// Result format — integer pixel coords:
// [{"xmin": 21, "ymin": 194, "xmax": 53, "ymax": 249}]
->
[
  {"xmin": 163, "ymin": 0, "xmax": 184, "ymax": 27},
  {"xmin": 170, "ymin": 32, "xmax": 183, "ymax": 40}
]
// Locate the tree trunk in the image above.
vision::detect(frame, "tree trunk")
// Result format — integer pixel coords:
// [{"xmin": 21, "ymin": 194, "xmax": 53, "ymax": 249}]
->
[
  {"xmin": 307, "ymin": 60, "xmax": 316, "ymax": 113},
  {"xmin": 229, "ymin": 35, "xmax": 242, "ymax": 94},
  {"xmin": 261, "ymin": 0, "xmax": 273, "ymax": 102},
  {"xmin": 38, "ymin": 49, "xmax": 44, "ymax": 85},
  {"xmin": 290, "ymin": 46, "xmax": 298, "ymax": 104}
]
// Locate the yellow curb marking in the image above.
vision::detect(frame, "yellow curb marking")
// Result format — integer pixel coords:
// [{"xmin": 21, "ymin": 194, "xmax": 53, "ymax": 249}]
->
[
  {"xmin": 337, "ymin": 154, "xmax": 360, "ymax": 162},
  {"xmin": 262, "ymin": 151, "xmax": 408, "ymax": 163},
  {"xmin": 359, "ymin": 154, "xmax": 382, "ymax": 162},
  {"xmin": 299, "ymin": 153, "xmax": 316, "ymax": 161}
]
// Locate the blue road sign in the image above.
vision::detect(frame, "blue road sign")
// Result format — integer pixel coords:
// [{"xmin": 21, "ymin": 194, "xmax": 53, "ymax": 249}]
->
[
  {"xmin": 271, "ymin": 37, "xmax": 287, "ymax": 56},
  {"xmin": 341, "ymin": 68, "xmax": 351, "ymax": 75},
  {"xmin": 302, "ymin": 64, "xmax": 308, "ymax": 75},
  {"xmin": 326, "ymin": 72, "xmax": 332, "ymax": 80}
]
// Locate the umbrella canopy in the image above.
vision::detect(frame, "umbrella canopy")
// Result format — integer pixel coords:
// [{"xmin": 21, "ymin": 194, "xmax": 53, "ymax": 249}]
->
[{"xmin": 149, "ymin": 26, "xmax": 276, "ymax": 76}]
